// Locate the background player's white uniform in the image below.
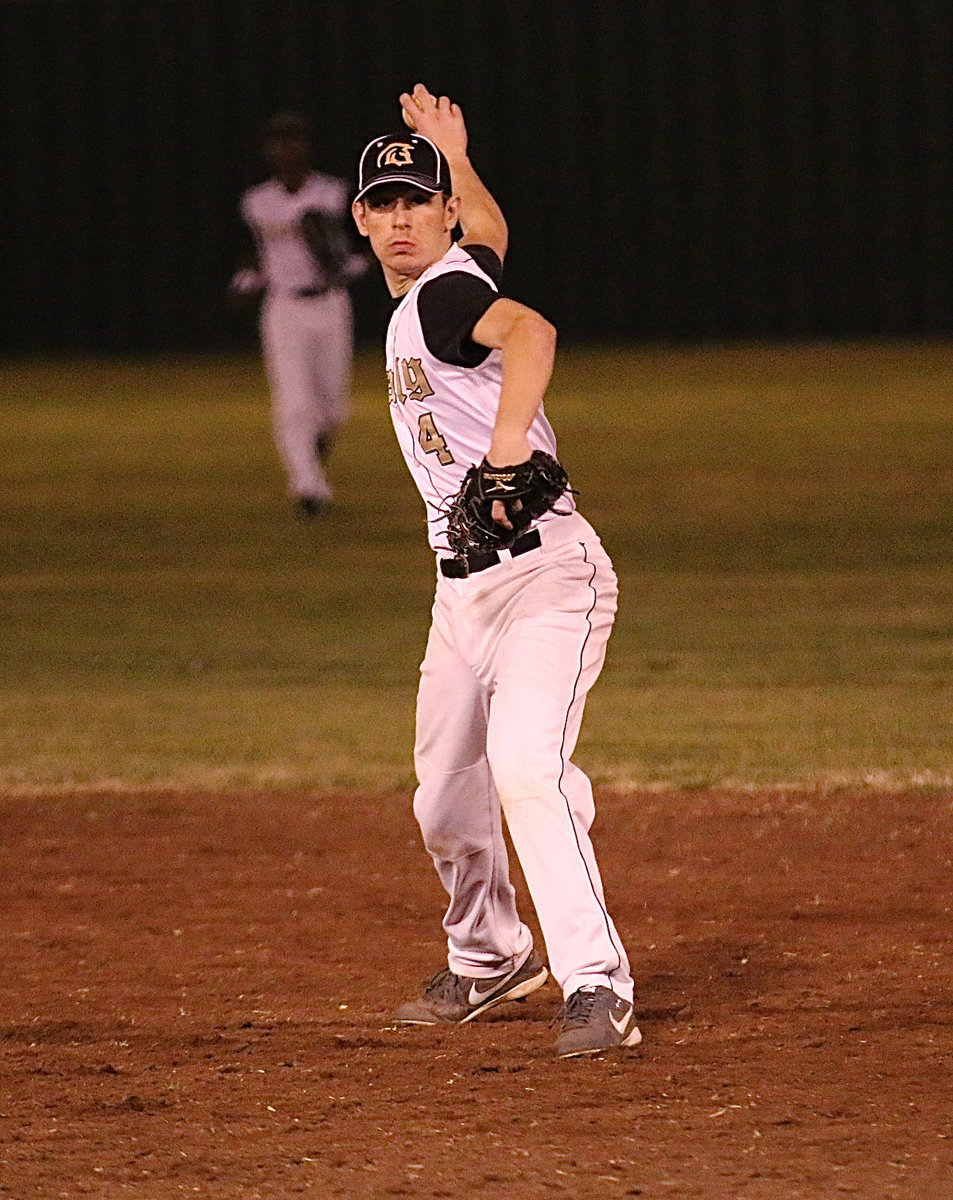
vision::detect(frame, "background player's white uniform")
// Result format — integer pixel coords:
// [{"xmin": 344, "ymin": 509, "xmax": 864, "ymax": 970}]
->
[
  {"xmin": 388, "ymin": 242, "xmax": 634, "ymax": 1002},
  {"xmin": 240, "ymin": 173, "xmax": 356, "ymax": 505}
]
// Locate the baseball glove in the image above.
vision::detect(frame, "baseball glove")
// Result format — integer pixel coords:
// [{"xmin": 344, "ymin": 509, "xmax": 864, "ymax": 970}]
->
[
  {"xmin": 445, "ymin": 450, "xmax": 573, "ymax": 557},
  {"xmin": 299, "ymin": 208, "xmax": 350, "ymax": 287}
]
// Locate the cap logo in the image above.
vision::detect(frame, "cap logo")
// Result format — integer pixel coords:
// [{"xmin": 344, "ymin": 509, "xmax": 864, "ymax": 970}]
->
[{"xmin": 377, "ymin": 141, "xmax": 414, "ymax": 168}]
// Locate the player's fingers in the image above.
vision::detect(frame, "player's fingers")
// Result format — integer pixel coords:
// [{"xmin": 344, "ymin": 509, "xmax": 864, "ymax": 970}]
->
[
  {"xmin": 438, "ymin": 95, "xmax": 451, "ymax": 111},
  {"xmin": 399, "ymin": 93, "xmax": 419, "ymax": 129},
  {"xmin": 491, "ymin": 500, "xmax": 513, "ymax": 529}
]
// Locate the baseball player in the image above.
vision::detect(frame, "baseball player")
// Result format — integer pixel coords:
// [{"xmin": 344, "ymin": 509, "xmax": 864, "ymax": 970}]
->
[
  {"xmin": 351, "ymin": 85, "xmax": 640, "ymax": 1057},
  {"xmin": 231, "ymin": 112, "xmax": 366, "ymax": 518}
]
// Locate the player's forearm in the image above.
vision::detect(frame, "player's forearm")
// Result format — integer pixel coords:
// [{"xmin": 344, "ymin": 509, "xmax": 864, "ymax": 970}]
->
[
  {"xmin": 446, "ymin": 153, "xmax": 509, "ymax": 256},
  {"xmin": 488, "ymin": 312, "xmax": 557, "ymax": 465}
]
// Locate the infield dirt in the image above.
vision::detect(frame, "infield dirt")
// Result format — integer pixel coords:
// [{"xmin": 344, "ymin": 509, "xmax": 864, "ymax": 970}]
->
[{"xmin": 1, "ymin": 787, "xmax": 950, "ymax": 1199}]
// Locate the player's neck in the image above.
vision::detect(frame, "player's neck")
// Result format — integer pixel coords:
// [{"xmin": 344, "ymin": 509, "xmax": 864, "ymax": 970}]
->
[
  {"xmin": 276, "ymin": 169, "xmax": 309, "ymax": 193},
  {"xmin": 384, "ymin": 268, "xmax": 419, "ymax": 298}
]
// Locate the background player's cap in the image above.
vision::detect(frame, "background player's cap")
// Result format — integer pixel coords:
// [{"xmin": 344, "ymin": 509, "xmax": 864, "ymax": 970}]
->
[
  {"xmin": 354, "ymin": 133, "xmax": 450, "ymax": 202},
  {"xmin": 262, "ymin": 111, "xmax": 313, "ymax": 140}
]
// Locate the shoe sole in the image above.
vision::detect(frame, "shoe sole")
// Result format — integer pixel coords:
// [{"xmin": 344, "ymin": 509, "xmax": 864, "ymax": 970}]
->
[
  {"xmin": 394, "ymin": 964, "xmax": 549, "ymax": 1026},
  {"xmin": 557, "ymin": 1022, "xmax": 643, "ymax": 1059}
]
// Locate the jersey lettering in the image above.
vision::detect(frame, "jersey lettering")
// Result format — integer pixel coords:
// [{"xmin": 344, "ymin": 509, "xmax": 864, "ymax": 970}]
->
[
  {"xmin": 386, "ymin": 368, "xmax": 399, "ymax": 406},
  {"xmin": 417, "ymin": 412, "xmax": 454, "ymax": 465},
  {"xmin": 388, "ymin": 357, "xmax": 436, "ymax": 405},
  {"xmin": 390, "ymin": 357, "xmax": 435, "ymax": 404}
]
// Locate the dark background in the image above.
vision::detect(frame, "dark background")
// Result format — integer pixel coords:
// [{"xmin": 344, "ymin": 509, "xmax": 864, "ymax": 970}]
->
[{"xmin": 1, "ymin": 0, "xmax": 951, "ymax": 352}]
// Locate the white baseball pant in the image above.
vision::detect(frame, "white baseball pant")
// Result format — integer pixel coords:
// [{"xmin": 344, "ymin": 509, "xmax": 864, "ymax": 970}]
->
[
  {"xmin": 413, "ymin": 512, "xmax": 634, "ymax": 1001},
  {"xmin": 260, "ymin": 290, "xmax": 352, "ymax": 500}
]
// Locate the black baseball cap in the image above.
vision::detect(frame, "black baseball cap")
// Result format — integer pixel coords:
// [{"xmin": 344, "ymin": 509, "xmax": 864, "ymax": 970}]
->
[{"xmin": 354, "ymin": 132, "xmax": 450, "ymax": 203}]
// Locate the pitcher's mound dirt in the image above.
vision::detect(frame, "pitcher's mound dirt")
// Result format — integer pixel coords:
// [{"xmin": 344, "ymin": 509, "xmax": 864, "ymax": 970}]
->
[{"xmin": 1, "ymin": 788, "xmax": 950, "ymax": 1199}]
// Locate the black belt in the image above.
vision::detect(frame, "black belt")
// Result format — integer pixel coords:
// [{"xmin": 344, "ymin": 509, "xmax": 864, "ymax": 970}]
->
[
  {"xmin": 295, "ymin": 283, "xmax": 343, "ymax": 297},
  {"xmin": 439, "ymin": 528, "xmax": 542, "ymax": 578}
]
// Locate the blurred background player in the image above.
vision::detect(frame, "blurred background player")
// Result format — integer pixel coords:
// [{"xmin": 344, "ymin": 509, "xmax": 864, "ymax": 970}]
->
[{"xmin": 230, "ymin": 112, "xmax": 367, "ymax": 518}]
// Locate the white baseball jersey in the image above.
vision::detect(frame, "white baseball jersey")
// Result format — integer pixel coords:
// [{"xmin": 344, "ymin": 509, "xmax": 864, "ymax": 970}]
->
[
  {"xmin": 385, "ymin": 243, "xmax": 573, "ymax": 553},
  {"xmin": 241, "ymin": 173, "xmax": 349, "ymax": 295}
]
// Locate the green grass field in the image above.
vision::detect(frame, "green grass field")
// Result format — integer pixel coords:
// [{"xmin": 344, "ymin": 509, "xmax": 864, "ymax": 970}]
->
[{"xmin": 3, "ymin": 343, "xmax": 953, "ymax": 793}]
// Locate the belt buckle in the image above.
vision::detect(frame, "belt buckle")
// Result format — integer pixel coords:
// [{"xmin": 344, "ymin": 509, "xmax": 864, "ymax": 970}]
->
[{"xmin": 443, "ymin": 554, "xmax": 469, "ymax": 578}]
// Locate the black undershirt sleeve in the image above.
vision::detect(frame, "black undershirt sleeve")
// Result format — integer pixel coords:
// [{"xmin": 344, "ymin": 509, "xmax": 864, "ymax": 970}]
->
[
  {"xmin": 417, "ymin": 245, "xmax": 504, "ymax": 368},
  {"xmin": 462, "ymin": 244, "xmax": 504, "ymax": 287}
]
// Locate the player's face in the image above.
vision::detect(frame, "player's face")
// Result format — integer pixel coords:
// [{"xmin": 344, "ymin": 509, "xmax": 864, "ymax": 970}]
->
[
  {"xmin": 353, "ymin": 185, "xmax": 459, "ymax": 287},
  {"xmin": 264, "ymin": 132, "xmax": 312, "ymax": 176}
]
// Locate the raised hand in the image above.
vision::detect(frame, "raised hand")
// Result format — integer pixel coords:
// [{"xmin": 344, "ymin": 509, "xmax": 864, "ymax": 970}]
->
[{"xmin": 399, "ymin": 83, "xmax": 468, "ymax": 161}]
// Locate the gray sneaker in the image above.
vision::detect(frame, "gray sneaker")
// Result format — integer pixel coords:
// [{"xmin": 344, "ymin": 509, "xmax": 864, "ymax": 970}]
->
[
  {"xmin": 554, "ymin": 985, "xmax": 643, "ymax": 1057},
  {"xmin": 393, "ymin": 952, "xmax": 549, "ymax": 1025}
]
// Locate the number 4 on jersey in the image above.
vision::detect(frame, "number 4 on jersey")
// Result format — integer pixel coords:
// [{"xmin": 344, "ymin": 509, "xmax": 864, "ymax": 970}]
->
[{"xmin": 418, "ymin": 412, "xmax": 455, "ymax": 465}]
